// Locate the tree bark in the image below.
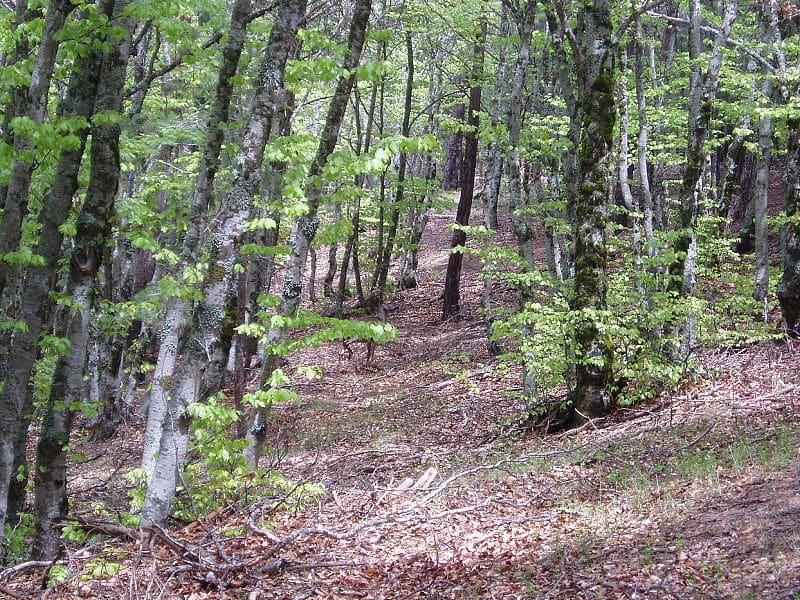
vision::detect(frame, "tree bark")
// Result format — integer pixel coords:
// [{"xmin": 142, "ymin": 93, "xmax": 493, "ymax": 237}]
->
[
  {"xmin": 140, "ymin": 0, "xmax": 255, "ymax": 476},
  {"xmin": 441, "ymin": 19, "xmax": 486, "ymax": 321},
  {"xmin": 442, "ymin": 102, "xmax": 465, "ymax": 191},
  {"xmin": 0, "ymin": 32, "xmax": 103, "ymax": 553},
  {"xmin": 244, "ymin": 0, "xmax": 372, "ymax": 469},
  {"xmin": 141, "ymin": 0, "xmax": 308, "ymax": 525},
  {"xmin": 33, "ymin": 2, "xmax": 133, "ymax": 558},
  {"xmin": 568, "ymin": 0, "xmax": 616, "ymax": 421},
  {"xmin": 0, "ymin": 0, "xmax": 76, "ymax": 295}
]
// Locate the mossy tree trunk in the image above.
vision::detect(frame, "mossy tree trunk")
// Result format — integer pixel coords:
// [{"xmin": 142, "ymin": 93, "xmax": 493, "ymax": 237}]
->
[
  {"xmin": 0, "ymin": 14, "xmax": 108, "ymax": 551},
  {"xmin": 33, "ymin": 0, "xmax": 133, "ymax": 558},
  {"xmin": 567, "ymin": 0, "xmax": 616, "ymax": 422}
]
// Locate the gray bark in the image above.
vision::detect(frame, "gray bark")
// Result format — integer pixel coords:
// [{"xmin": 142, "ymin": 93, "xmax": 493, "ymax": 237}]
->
[
  {"xmin": 140, "ymin": 0, "xmax": 255, "ymax": 476},
  {"xmin": 141, "ymin": 0, "xmax": 308, "ymax": 525},
  {"xmin": 245, "ymin": 0, "xmax": 372, "ymax": 468}
]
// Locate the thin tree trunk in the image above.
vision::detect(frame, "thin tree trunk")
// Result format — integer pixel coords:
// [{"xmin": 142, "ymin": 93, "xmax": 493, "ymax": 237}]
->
[
  {"xmin": 778, "ymin": 106, "xmax": 800, "ymax": 334},
  {"xmin": 442, "ymin": 19, "xmax": 486, "ymax": 320},
  {"xmin": 668, "ymin": 0, "xmax": 738, "ymax": 353},
  {"xmin": 244, "ymin": 0, "xmax": 372, "ymax": 469},
  {"xmin": 373, "ymin": 32, "xmax": 413, "ymax": 303},
  {"xmin": 753, "ymin": 81, "xmax": 773, "ymax": 302}
]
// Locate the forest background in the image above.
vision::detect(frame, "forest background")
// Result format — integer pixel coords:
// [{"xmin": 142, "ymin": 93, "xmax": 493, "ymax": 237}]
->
[{"xmin": 0, "ymin": 0, "xmax": 799, "ymax": 596}]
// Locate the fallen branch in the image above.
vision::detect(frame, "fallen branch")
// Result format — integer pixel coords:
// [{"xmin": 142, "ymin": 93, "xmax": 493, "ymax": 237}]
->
[
  {"xmin": 0, "ymin": 583, "xmax": 23, "ymax": 598},
  {"xmin": 257, "ymin": 445, "xmax": 586, "ymax": 559},
  {"xmin": 0, "ymin": 560, "xmax": 62, "ymax": 582}
]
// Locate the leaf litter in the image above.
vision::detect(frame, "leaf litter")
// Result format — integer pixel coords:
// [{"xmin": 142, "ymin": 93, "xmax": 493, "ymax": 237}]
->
[{"xmin": 3, "ymin": 207, "xmax": 800, "ymax": 599}]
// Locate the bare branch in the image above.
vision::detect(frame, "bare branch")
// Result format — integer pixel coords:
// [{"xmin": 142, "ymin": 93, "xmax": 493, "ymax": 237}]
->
[{"xmin": 646, "ymin": 11, "xmax": 775, "ymax": 73}]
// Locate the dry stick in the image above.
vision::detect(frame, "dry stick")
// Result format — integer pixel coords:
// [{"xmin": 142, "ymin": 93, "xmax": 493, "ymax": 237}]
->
[
  {"xmin": 0, "ymin": 560, "xmax": 61, "ymax": 581},
  {"xmin": 258, "ymin": 445, "xmax": 587, "ymax": 559},
  {"xmin": 0, "ymin": 584, "xmax": 22, "ymax": 598}
]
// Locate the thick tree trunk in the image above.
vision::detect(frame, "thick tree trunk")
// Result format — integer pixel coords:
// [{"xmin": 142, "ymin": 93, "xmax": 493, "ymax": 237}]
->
[
  {"xmin": 0, "ymin": 40, "xmax": 102, "ymax": 552},
  {"xmin": 567, "ymin": 0, "xmax": 616, "ymax": 421},
  {"xmin": 32, "ymin": 1, "xmax": 133, "ymax": 559},
  {"xmin": 32, "ymin": 0, "xmax": 132, "ymax": 556},
  {"xmin": 441, "ymin": 20, "xmax": 486, "ymax": 320},
  {"xmin": 140, "ymin": 0, "xmax": 255, "ymax": 476},
  {"xmin": 141, "ymin": 0, "xmax": 308, "ymax": 525},
  {"xmin": 244, "ymin": 0, "xmax": 372, "ymax": 469}
]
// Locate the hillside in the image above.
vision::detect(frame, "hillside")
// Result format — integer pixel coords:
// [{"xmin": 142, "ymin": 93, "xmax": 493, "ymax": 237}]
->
[{"xmin": 2, "ymin": 207, "xmax": 800, "ymax": 599}]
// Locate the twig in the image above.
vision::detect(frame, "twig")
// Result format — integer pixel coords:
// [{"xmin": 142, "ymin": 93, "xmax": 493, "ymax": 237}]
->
[
  {"xmin": 0, "ymin": 583, "xmax": 23, "ymax": 598},
  {"xmin": 285, "ymin": 560, "xmax": 366, "ymax": 571},
  {"xmin": 0, "ymin": 561, "xmax": 64, "ymax": 582}
]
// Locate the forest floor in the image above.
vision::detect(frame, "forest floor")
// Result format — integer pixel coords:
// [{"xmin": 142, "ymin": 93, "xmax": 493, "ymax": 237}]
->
[{"xmin": 4, "ymin": 202, "xmax": 800, "ymax": 599}]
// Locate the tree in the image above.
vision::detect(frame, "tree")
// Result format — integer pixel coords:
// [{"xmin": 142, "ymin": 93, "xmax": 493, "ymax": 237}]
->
[
  {"xmin": 140, "ymin": 0, "xmax": 309, "ymax": 526},
  {"xmin": 244, "ymin": 0, "xmax": 373, "ymax": 469},
  {"xmin": 32, "ymin": 0, "xmax": 134, "ymax": 557},
  {"xmin": 441, "ymin": 15, "xmax": 486, "ymax": 321}
]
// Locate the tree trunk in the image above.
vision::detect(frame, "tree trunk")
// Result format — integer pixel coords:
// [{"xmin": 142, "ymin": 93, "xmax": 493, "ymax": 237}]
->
[
  {"xmin": 0, "ymin": 35, "xmax": 103, "ymax": 553},
  {"xmin": 442, "ymin": 102, "xmax": 465, "ymax": 191},
  {"xmin": 140, "ymin": 0, "xmax": 308, "ymax": 526},
  {"xmin": 668, "ymin": 0, "xmax": 738, "ymax": 353},
  {"xmin": 567, "ymin": 0, "xmax": 616, "ymax": 421},
  {"xmin": 753, "ymin": 82, "xmax": 773, "ymax": 302},
  {"xmin": 32, "ymin": 0, "xmax": 132, "ymax": 559},
  {"xmin": 140, "ymin": 0, "xmax": 255, "ymax": 476},
  {"xmin": 244, "ymin": 0, "xmax": 372, "ymax": 469},
  {"xmin": 779, "ymin": 110, "xmax": 800, "ymax": 334},
  {"xmin": 373, "ymin": 32, "xmax": 414, "ymax": 303},
  {"xmin": 441, "ymin": 19, "xmax": 486, "ymax": 320},
  {"xmin": 0, "ymin": 0, "xmax": 76, "ymax": 295}
]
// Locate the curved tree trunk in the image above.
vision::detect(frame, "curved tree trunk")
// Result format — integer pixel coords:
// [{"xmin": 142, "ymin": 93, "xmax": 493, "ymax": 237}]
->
[
  {"xmin": 244, "ymin": 0, "xmax": 372, "ymax": 469},
  {"xmin": 141, "ymin": 0, "xmax": 308, "ymax": 526},
  {"xmin": 0, "ymin": 32, "xmax": 103, "ymax": 553},
  {"xmin": 33, "ymin": 1, "xmax": 133, "ymax": 558},
  {"xmin": 140, "ymin": 0, "xmax": 255, "ymax": 476}
]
